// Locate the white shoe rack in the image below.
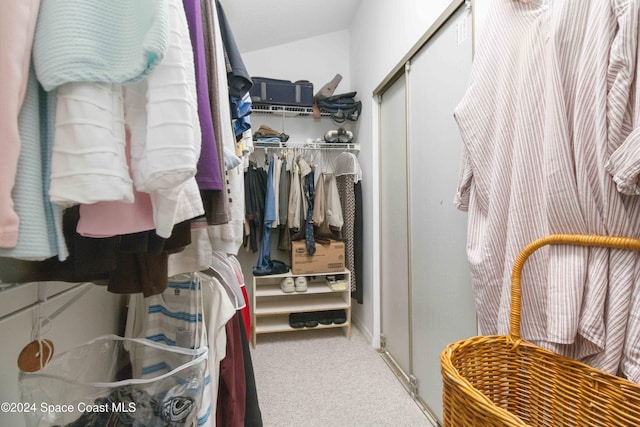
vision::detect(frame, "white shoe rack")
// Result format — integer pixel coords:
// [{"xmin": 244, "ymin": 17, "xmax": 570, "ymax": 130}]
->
[{"xmin": 251, "ymin": 269, "xmax": 351, "ymax": 348}]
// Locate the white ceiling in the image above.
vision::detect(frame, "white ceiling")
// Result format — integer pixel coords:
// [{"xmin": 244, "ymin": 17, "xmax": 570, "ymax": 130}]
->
[{"xmin": 218, "ymin": 0, "xmax": 363, "ymax": 53}]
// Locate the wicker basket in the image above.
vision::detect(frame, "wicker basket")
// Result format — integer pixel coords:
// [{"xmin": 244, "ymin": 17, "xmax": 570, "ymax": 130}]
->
[{"xmin": 440, "ymin": 234, "xmax": 640, "ymax": 426}]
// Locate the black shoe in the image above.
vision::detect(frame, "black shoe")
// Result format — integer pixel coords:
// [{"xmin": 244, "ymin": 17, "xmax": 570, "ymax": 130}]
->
[
  {"xmin": 303, "ymin": 312, "xmax": 319, "ymax": 328},
  {"xmin": 330, "ymin": 309, "xmax": 347, "ymax": 325},
  {"xmin": 289, "ymin": 313, "xmax": 305, "ymax": 328},
  {"xmin": 317, "ymin": 311, "xmax": 332, "ymax": 325}
]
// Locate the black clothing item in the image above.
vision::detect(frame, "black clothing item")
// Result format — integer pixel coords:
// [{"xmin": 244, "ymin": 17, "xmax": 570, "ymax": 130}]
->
[
  {"xmin": 215, "ymin": 1, "xmax": 252, "ymax": 98},
  {"xmin": 237, "ymin": 315, "xmax": 263, "ymax": 427},
  {"xmin": 277, "ymin": 161, "xmax": 292, "ymax": 251},
  {"xmin": 58, "ymin": 385, "xmax": 197, "ymax": 427},
  {"xmin": 352, "ymin": 181, "xmax": 364, "ymax": 304},
  {"xmin": 201, "ymin": 189, "xmax": 231, "ymax": 225},
  {"xmin": 107, "ymin": 220, "xmax": 191, "ymax": 297},
  {"xmin": 244, "ymin": 162, "xmax": 267, "ymax": 252},
  {"xmin": 0, "ymin": 207, "xmax": 191, "ymax": 297},
  {"xmin": 278, "ymin": 159, "xmax": 290, "ymax": 225},
  {"xmin": 303, "ymin": 171, "xmax": 316, "ymax": 255},
  {"xmin": 252, "ymin": 259, "xmax": 290, "ymax": 276},
  {"xmin": 277, "ymin": 225, "xmax": 291, "ymax": 251},
  {"xmin": 315, "ymin": 92, "xmax": 362, "ymax": 123}
]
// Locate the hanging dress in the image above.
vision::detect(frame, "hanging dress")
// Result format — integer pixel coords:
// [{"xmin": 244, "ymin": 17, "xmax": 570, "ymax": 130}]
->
[{"xmin": 334, "ymin": 152, "xmax": 362, "ymax": 294}]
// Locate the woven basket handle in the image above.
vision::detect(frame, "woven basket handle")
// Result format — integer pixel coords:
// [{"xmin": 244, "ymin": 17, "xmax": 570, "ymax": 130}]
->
[{"xmin": 509, "ymin": 234, "xmax": 640, "ymax": 340}]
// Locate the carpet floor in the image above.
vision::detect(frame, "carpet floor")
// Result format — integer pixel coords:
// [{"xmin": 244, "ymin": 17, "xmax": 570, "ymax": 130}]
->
[{"xmin": 249, "ymin": 326, "xmax": 432, "ymax": 427}]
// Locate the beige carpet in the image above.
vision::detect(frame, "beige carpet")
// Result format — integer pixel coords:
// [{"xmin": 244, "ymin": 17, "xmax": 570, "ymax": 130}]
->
[{"xmin": 250, "ymin": 326, "xmax": 433, "ymax": 427}]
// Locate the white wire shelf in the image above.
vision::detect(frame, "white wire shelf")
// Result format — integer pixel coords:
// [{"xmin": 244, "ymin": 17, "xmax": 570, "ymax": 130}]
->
[
  {"xmin": 252, "ymin": 104, "xmax": 332, "ymax": 117},
  {"xmin": 253, "ymin": 141, "xmax": 360, "ymax": 151}
]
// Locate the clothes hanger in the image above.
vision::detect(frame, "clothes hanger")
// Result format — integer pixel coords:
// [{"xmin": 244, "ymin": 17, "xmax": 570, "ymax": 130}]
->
[
  {"xmin": 201, "ymin": 268, "xmax": 242, "ymax": 310},
  {"xmin": 326, "ymin": 151, "xmax": 336, "ymax": 175},
  {"xmin": 170, "ymin": 272, "xmax": 197, "ymax": 283},
  {"xmin": 203, "ymin": 253, "xmax": 246, "ymax": 310}
]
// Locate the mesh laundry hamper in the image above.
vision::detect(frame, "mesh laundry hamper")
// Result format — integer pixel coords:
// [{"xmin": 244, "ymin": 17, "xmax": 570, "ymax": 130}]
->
[
  {"xmin": 440, "ymin": 234, "xmax": 640, "ymax": 426},
  {"xmin": 19, "ymin": 335, "xmax": 208, "ymax": 427}
]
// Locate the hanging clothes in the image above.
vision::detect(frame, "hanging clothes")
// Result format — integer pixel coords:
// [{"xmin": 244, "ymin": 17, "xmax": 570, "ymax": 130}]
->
[
  {"xmin": 236, "ymin": 314, "xmax": 263, "ymax": 427},
  {"xmin": 353, "ymin": 180, "xmax": 363, "ymax": 304},
  {"xmin": 272, "ymin": 155, "xmax": 283, "ymax": 229},
  {"xmin": 455, "ymin": 0, "xmax": 640, "ymax": 378},
  {"xmin": 41, "ymin": 0, "xmax": 202, "ymax": 239},
  {"xmin": 0, "ymin": 65, "xmax": 66, "ymax": 260},
  {"xmin": 287, "ymin": 158, "xmax": 303, "ymax": 233},
  {"xmin": 313, "ymin": 172, "xmax": 343, "ymax": 239},
  {"xmin": 76, "ymin": 128, "xmax": 203, "ymax": 239},
  {"xmin": 209, "ymin": 251, "xmax": 246, "ymax": 310},
  {"xmin": 253, "ymin": 158, "xmax": 289, "ymax": 276},
  {"xmin": 32, "ymin": 0, "xmax": 175, "ymax": 221},
  {"xmin": 200, "ymin": 0, "xmax": 230, "ymax": 225},
  {"xmin": 0, "ymin": 0, "xmax": 41, "ymax": 249},
  {"xmin": 183, "ymin": 0, "xmax": 223, "ymax": 192},
  {"xmin": 217, "ymin": 312, "xmax": 246, "ymax": 427},
  {"xmin": 335, "ymin": 152, "xmax": 363, "ymax": 294},
  {"xmin": 214, "ymin": 0, "xmax": 252, "ymax": 99},
  {"xmin": 277, "ymin": 156, "xmax": 292, "ymax": 251},
  {"xmin": 289, "ymin": 156, "xmax": 312, "ymax": 242},
  {"xmin": 313, "ymin": 172, "xmax": 328, "ymax": 234},
  {"xmin": 126, "ymin": 273, "xmax": 238, "ymax": 427},
  {"xmin": 0, "ymin": 206, "xmax": 191, "ymax": 296},
  {"xmin": 208, "ymin": 165, "xmax": 246, "ymax": 255},
  {"xmin": 230, "ymin": 92, "xmax": 253, "ymax": 137},
  {"xmin": 336, "ymin": 174, "xmax": 356, "ymax": 292},
  {"xmin": 244, "ymin": 161, "xmax": 266, "ymax": 252},
  {"xmin": 168, "ymin": 226, "xmax": 213, "ymax": 277},
  {"xmin": 33, "ymin": 0, "xmax": 167, "ymax": 92},
  {"xmin": 303, "ymin": 166, "xmax": 316, "ymax": 255}
]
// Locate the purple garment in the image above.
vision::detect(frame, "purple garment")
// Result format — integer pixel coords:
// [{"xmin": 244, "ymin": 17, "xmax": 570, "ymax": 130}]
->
[{"xmin": 183, "ymin": 0, "xmax": 223, "ymax": 190}]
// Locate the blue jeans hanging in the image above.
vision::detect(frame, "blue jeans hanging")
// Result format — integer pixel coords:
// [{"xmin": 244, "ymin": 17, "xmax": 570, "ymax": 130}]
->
[{"xmin": 253, "ymin": 159, "xmax": 289, "ymax": 276}]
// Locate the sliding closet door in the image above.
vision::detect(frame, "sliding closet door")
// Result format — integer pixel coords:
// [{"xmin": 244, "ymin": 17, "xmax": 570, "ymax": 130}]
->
[
  {"xmin": 379, "ymin": 75, "xmax": 411, "ymax": 375},
  {"xmin": 407, "ymin": 5, "xmax": 475, "ymax": 421}
]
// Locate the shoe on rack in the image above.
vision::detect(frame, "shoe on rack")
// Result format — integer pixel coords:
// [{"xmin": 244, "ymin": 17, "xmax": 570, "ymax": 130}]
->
[
  {"xmin": 280, "ymin": 277, "xmax": 295, "ymax": 293},
  {"xmin": 303, "ymin": 312, "xmax": 319, "ymax": 328},
  {"xmin": 289, "ymin": 312, "xmax": 305, "ymax": 328},
  {"xmin": 294, "ymin": 276, "xmax": 308, "ymax": 292},
  {"xmin": 317, "ymin": 311, "xmax": 332, "ymax": 325},
  {"xmin": 330, "ymin": 309, "xmax": 347, "ymax": 325}
]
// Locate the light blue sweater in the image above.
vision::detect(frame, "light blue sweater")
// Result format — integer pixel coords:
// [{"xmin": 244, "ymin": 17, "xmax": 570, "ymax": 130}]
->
[
  {"xmin": 33, "ymin": 0, "xmax": 169, "ymax": 91},
  {"xmin": 0, "ymin": 68, "xmax": 67, "ymax": 261}
]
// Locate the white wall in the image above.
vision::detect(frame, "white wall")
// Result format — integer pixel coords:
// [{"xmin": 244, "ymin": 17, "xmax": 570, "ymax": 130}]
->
[
  {"xmin": 242, "ymin": 29, "xmax": 352, "ymax": 94},
  {"xmin": 0, "ymin": 283, "xmax": 124, "ymax": 427}
]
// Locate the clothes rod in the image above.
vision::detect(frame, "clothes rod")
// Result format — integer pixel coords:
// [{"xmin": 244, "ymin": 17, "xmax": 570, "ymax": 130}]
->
[{"xmin": 0, "ymin": 282, "xmax": 94, "ymax": 325}]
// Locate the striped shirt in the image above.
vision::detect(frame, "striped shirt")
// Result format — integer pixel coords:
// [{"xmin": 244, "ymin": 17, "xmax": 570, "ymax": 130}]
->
[
  {"xmin": 126, "ymin": 274, "xmax": 236, "ymax": 426},
  {"xmin": 455, "ymin": 0, "xmax": 640, "ymax": 379}
]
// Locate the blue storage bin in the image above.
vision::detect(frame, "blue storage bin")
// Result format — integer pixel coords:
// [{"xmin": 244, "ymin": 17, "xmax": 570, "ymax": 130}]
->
[{"xmin": 249, "ymin": 77, "xmax": 314, "ymax": 106}]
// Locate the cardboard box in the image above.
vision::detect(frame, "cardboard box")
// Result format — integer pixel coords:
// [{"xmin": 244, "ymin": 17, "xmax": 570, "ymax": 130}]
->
[{"xmin": 291, "ymin": 239, "xmax": 345, "ymax": 275}]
